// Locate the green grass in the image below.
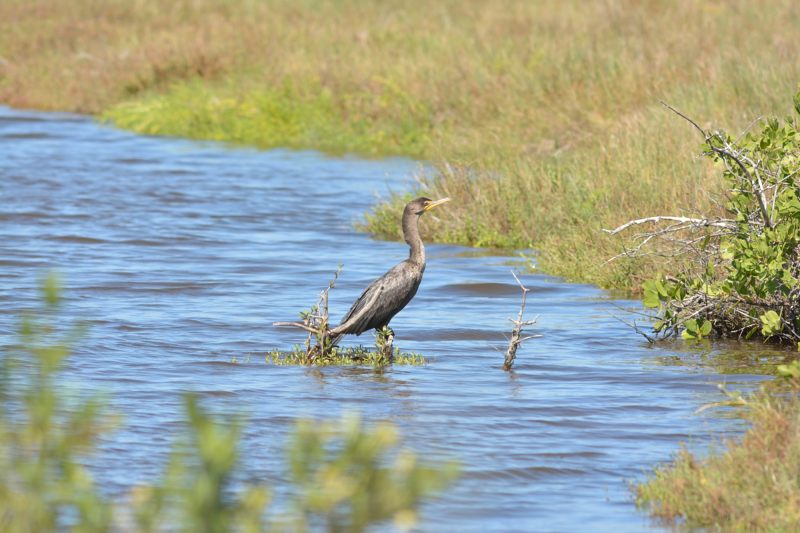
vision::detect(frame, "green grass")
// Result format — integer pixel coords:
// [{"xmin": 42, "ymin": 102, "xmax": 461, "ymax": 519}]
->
[
  {"xmin": 106, "ymin": 80, "xmax": 436, "ymax": 157},
  {"xmin": 635, "ymin": 378, "xmax": 800, "ymax": 531},
  {"xmin": 3, "ymin": 0, "xmax": 800, "ymax": 288}
]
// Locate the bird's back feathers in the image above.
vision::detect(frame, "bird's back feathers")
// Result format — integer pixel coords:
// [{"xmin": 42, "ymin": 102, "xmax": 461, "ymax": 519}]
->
[{"xmin": 335, "ymin": 260, "xmax": 425, "ymax": 335}]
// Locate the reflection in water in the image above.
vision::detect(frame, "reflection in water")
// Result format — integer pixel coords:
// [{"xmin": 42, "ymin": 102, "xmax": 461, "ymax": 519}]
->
[
  {"xmin": 647, "ymin": 340, "xmax": 796, "ymax": 375},
  {"xmin": 0, "ymin": 106, "xmax": 782, "ymax": 531}
]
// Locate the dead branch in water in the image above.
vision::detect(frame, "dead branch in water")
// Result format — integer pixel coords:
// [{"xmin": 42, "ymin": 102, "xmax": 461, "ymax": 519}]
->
[
  {"xmin": 273, "ymin": 266, "xmax": 342, "ymax": 360},
  {"xmin": 376, "ymin": 326, "xmax": 395, "ymax": 361},
  {"xmin": 504, "ymin": 270, "xmax": 540, "ymax": 371}
]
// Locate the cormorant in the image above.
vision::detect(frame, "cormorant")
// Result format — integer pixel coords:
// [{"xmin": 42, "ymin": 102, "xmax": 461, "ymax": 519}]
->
[{"xmin": 328, "ymin": 196, "xmax": 450, "ymax": 340}]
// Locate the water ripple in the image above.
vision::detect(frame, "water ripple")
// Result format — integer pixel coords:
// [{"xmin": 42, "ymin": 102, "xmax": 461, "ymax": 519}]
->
[{"xmin": 0, "ymin": 105, "xmax": 777, "ymax": 532}]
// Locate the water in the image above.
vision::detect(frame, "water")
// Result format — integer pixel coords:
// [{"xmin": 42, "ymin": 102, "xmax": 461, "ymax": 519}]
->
[{"xmin": 0, "ymin": 106, "xmax": 783, "ymax": 531}]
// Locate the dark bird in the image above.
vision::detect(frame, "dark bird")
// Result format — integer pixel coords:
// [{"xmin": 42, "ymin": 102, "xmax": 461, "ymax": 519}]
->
[{"xmin": 328, "ymin": 196, "xmax": 450, "ymax": 340}]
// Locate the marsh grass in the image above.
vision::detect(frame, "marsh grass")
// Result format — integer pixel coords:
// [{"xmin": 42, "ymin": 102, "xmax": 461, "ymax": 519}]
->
[
  {"xmin": 2, "ymin": 0, "xmax": 800, "ymax": 287},
  {"xmin": 635, "ymin": 377, "xmax": 800, "ymax": 530}
]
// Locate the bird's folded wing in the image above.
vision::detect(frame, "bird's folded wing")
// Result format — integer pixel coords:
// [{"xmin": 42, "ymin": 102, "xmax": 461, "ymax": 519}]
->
[{"xmin": 329, "ymin": 283, "xmax": 385, "ymax": 336}]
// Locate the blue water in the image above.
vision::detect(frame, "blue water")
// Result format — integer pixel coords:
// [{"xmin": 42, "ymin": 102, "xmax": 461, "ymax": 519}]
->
[{"xmin": 0, "ymin": 106, "xmax": 779, "ymax": 531}]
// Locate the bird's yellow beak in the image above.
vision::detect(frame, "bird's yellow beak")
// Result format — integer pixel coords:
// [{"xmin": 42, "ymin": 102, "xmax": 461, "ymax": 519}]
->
[{"xmin": 424, "ymin": 197, "xmax": 451, "ymax": 211}]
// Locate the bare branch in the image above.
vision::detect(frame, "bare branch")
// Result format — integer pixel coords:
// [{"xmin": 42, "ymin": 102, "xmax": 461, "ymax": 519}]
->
[
  {"xmin": 659, "ymin": 100, "xmax": 707, "ymax": 137},
  {"xmin": 504, "ymin": 271, "xmax": 539, "ymax": 371},
  {"xmin": 273, "ymin": 267, "xmax": 343, "ymax": 359},
  {"xmin": 603, "ymin": 216, "xmax": 736, "ymax": 235},
  {"xmin": 611, "ymin": 314, "xmax": 657, "ymax": 343},
  {"xmin": 660, "ymin": 101, "xmax": 773, "ymax": 228},
  {"xmin": 273, "ymin": 321, "xmax": 322, "ymax": 334}
]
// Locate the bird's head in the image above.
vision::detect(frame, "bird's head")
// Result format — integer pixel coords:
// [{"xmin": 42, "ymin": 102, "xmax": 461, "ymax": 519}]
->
[{"xmin": 406, "ymin": 197, "xmax": 451, "ymax": 216}]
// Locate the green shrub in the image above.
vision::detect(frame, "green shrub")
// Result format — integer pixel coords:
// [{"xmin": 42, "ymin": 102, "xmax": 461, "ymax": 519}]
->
[{"xmin": 614, "ymin": 92, "xmax": 800, "ymax": 344}]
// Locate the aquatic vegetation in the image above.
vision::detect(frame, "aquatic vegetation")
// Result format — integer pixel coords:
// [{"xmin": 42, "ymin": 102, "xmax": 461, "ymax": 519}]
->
[
  {"xmin": 267, "ymin": 345, "xmax": 426, "ymax": 367},
  {"xmin": 0, "ymin": 277, "xmax": 453, "ymax": 531},
  {"xmin": 273, "ymin": 266, "xmax": 429, "ymax": 366},
  {"xmin": 610, "ymin": 93, "xmax": 800, "ymax": 345},
  {"xmin": 636, "ymin": 375, "xmax": 800, "ymax": 530},
  {"xmin": 3, "ymin": 0, "xmax": 800, "ymax": 288}
]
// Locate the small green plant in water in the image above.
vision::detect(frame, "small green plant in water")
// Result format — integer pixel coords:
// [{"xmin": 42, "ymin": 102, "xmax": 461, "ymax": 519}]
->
[
  {"xmin": 267, "ymin": 344, "xmax": 426, "ymax": 368},
  {"xmin": 273, "ymin": 269, "xmax": 427, "ymax": 367}
]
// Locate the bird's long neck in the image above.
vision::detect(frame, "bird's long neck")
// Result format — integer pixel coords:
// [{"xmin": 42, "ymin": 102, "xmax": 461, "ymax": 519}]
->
[{"xmin": 402, "ymin": 211, "xmax": 425, "ymax": 265}]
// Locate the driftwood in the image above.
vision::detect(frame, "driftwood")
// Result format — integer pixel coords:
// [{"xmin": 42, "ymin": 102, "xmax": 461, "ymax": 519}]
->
[{"xmin": 503, "ymin": 271, "xmax": 540, "ymax": 371}]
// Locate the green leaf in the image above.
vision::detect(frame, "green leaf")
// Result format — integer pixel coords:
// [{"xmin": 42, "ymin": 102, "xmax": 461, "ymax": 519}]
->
[
  {"xmin": 777, "ymin": 360, "xmax": 800, "ymax": 379},
  {"xmin": 760, "ymin": 310, "xmax": 782, "ymax": 336},
  {"xmin": 794, "ymin": 90, "xmax": 800, "ymax": 117},
  {"xmin": 643, "ymin": 289, "xmax": 661, "ymax": 308},
  {"xmin": 42, "ymin": 272, "xmax": 61, "ymax": 307},
  {"xmin": 681, "ymin": 318, "xmax": 712, "ymax": 339},
  {"xmin": 681, "ymin": 319, "xmax": 699, "ymax": 339},
  {"xmin": 655, "ymin": 279, "xmax": 668, "ymax": 297}
]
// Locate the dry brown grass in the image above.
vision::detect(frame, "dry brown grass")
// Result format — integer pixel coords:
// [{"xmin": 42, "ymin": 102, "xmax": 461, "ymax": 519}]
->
[
  {"xmin": 636, "ymin": 378, "xmax": 800, "ymax": 530},
  {"xmin": 2, "ymin": 0, "xmax": 799, "ymax": 286}
]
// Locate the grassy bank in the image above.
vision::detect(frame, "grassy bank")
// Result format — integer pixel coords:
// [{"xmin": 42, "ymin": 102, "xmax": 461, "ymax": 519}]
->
[
  {"xmin": 636, "ymin": 373, "xmax": 800, "ymax": 530},
  {"xmin": 1, "ymin": 0, "xmax": 799, "ymax": 287}
]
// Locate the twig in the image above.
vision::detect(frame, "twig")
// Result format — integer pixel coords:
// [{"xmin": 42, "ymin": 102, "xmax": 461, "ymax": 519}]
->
[
  {"xmin": 603, "ymin": 216, "xmax": 735, "ymax": 235},
  {"xmin": 273, "ymin": 266, "xmax": 342, "ymax": 358},
  {"xmin": 610, "ymin": 314, "xmax": 657, "ymax": 343},
  {"xmin": 659, "ymin": 100, "xmax": 707, "ymax": 137},
  {"xmin": 273, "ymin": 321, "xmax": 322, "ymax": 334},
  {"xmin": 660, "ymin": 101, "xmax": 772, "ymax": 228},
  {"xmin": 504, "ymin": 271, "xmax": 540, "ymax": 371}
]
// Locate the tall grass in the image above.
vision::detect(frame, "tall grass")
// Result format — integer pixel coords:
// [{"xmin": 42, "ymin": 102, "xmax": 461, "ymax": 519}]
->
[
  {"xmin": 2, "ymin": 0, "xmax": 799, "ymax": 286},
  {"xmin": 636, "ymin": 376, "xmax": 800, "ymax": 530}
]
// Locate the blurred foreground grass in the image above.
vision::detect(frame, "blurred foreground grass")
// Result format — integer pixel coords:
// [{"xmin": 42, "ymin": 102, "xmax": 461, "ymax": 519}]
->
[
  {"xmin": 0, "ymin": 276, "xmax": 457, "ymax": 532},
  {"xmin": 2, "ymin": 0, "xmax": 799, "ymax": 287}
]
